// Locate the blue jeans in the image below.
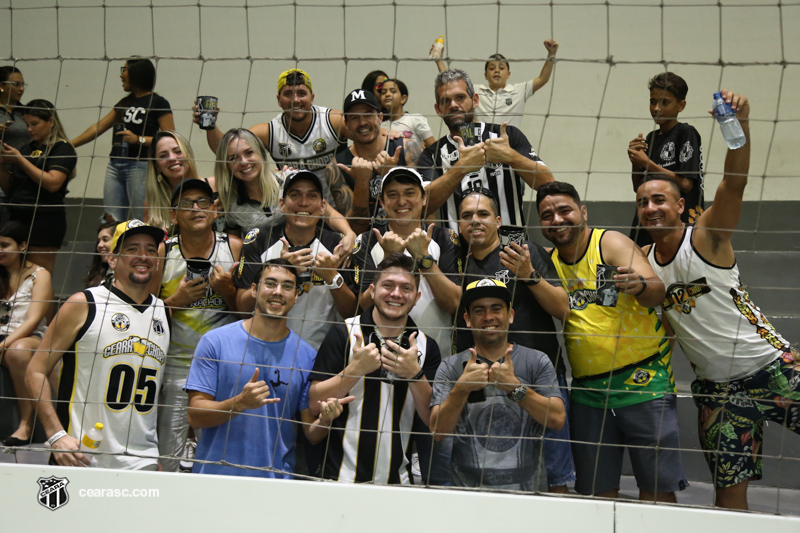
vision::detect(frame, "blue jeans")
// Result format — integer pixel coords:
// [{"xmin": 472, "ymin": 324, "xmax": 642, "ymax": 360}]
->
[
  {"xmin": 103, "ymin": 158, "xmax": 148, "ymax": 222},
  {"xmin": 543, "ymin": 373, "xmax": 576, "ymax": 487}
]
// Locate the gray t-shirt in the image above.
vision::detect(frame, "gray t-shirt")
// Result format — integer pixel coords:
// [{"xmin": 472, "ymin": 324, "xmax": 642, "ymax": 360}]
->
[{"xmin": 431, "ymin": 344, "xmax": 560, "ymax": 491}]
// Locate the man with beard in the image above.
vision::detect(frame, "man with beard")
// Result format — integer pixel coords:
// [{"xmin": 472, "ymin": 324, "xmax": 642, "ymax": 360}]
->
[
  {"xmin": 325, "ymin": 88, "xmax": 423, "ymax": 234},
  {"xmin": 186, "ymin": 259, "xmax": 352, "ymax": 478},
  {"xmin": 26, "ymin": 220, "xmax": 170, "ymax": 469},
  {"xmin": 638, "ymin": 91, "xmax": 799, "ymax": 510},
  {"xmin": 199, "ymin": 69, "xmax": 349, "ymax": 181},
  {"xmin": 418, "ymin": 69, "xmax": 554, "ymax": 232},
  {"xmin": 457, "ymin": 189, "xmax": 574, "ymax": 492},
  {"xmin": 536, "ymin": 181, "xmax": 688, "ymax": 502},
  {"xmin": 429, "ymin": 279, "xmax": 564, "ymax": 491},
  {"xmin": 309, "ymin": 253, "xmax": 442, "ymax": 484}
]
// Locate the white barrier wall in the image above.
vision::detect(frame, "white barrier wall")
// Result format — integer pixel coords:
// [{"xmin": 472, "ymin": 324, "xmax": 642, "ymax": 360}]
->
[
  {"xmin": 2, "ymin": 1, "xmax": 798, "ymax": 205},
  {"xmin": 2, "ymin": 463, "xmax": 799, "ymax": 532}
]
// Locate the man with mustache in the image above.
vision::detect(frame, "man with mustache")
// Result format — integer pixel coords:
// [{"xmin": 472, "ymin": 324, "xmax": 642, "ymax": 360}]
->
[
  {"xmin": 417, "ymin": 69, "xmax": 554, "ymax": 233},
  {"xmin": 537, "ymin": 181, "xmax": 687, "ymax": 502}
]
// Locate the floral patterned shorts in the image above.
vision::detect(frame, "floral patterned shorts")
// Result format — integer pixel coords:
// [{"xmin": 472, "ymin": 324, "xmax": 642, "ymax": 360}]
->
[{"xmin": 691, "ymin": 353, "xmax": 800, "ymax": 489}]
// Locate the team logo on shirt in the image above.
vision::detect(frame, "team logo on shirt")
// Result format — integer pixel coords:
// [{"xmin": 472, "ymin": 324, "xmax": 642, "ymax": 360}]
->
[
  {"xmin": 111, "ymin": 313, "xmax": 130, "ymax": 332},
  {"xmin": 278, "ymin": 143, "xmax": 293, "ymax": 157},
  {"xmin": 660, "ymin": 142, "xmax": 676, "ymax": 162},
  {"xmin": 243, "ymin": 228, "xmax": 259, "ymax": 245},
  {"xmin": 30, "ymin": 150, "xmax": 43, "ymax": 158},
  {"xmin": 662, "ymin": 277, "xmax": 711, "ymax": 314},
  {"xmin": 624, "ymin": 368, "xmax": 655, "ymax": 387},
  {"xmin": 37, "ymin": 476, "xmax": 70, "ymax": 511},
  {"xmin": 475, "ymin": 404, "xmax": 521, "ymax": 453},
  {"xmin": 313, "ymin": 138, "xmax": 327, "ymax": 153},
  {"xmin": 494, "ymin": 269, "xmax": 511, "ymax": 285},
  {"xmin": 505, "ymin": 97, "xmax": 513, "ymax": 106},
  {"xmin": 679, "ymin": 141, "xmax": 693, "ymax": 163},
  {"xmin": 566, "ymin": 280, "xmax": 598, "ymax": 311},
  {"xmin": 103, "ymin": 336, "xmax": 166, "ymax": 365},
  {"xmin": 152, "ymin": 318, "xmax": 165, "ymax": 336}
]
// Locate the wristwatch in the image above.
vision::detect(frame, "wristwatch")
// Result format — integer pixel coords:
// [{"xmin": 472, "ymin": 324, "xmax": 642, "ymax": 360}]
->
[
  {"xmin": 507, "ymin": 385, "xmax": 527, "ymax": 403},
  {"xmin": 523, "ymin": 270, "xmax": 541, "ymax": 286},
  {"xmin": 418, "ymin": 255, "xmax": 435, "ymax": 270},
  {"xmin": 324, "ymin": 273, "xmax": 344, "ymax": 290},
  {"xmin": 138, "ymin": 135, "xmax": 146, "ymax": 145}
]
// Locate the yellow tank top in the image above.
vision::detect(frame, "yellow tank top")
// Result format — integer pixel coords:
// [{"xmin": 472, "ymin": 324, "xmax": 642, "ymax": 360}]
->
[{"xmin": 551, "ymin": 229, "xmax": 669, "ymax": 379}]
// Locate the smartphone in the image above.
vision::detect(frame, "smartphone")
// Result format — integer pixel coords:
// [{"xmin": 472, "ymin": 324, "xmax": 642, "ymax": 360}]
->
[
  {"xmin": 463, "ymin": 353, "xmax": 498, "ymax": 403},
  {"xmin": 112, "ymin": 123, "xmax": 126, "ymax": 146}
]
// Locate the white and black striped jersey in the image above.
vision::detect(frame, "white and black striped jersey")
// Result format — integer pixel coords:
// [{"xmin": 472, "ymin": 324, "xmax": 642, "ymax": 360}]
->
[
  {"xmin": 310, "ymin": 310, "xmax": 441, "ymax": 484},
  {"xmin": 233, "ymin": 223, "xmax": 343, "ymax": 350},
  {"xmin": 55, "ymin": 284, "xmax": 170, "ymax": 470},
  {"xmin": 417, "ymin": 122, "xmax": 543, "ymax": 232},
  {"xmin": 267, "ymin": 105, "xmax": 347, "ymax": 179}
]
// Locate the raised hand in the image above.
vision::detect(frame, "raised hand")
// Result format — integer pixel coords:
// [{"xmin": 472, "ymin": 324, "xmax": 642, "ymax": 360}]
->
[
  {"xmin": 457, "ymin": 348, "xmax": 489, "ymax": 392},
  {"xmin": 337, "ymin": 156, "xmax": 375, "ymax": 184},
  {"xmin": 237, "ymin": 368, "xmax": 280, "ymax": 411},
  {"xmin": 382, "ymin": 332, "xmax": 422, "ymax": 380},
  {"xmin": 279, "ymin": 237, "xmax": 315, "ymax": 273},
  {"xmin": 317, "ymin": 396, "xmax": 356, "ymax": 425},
  {"xmin": 544, "ymin": 38, "xmax": 559, "ymax": 57},
  {"xmin": 376, "ymin": 146, "xmax": 403, "ymax": 177},
  {"xmin": 613, "ymin": 265, "xmax": 645, "ymax": 295},
  {"xmin": 488, "ymin": 345, "xmax": 520, "ymax": 392},
  {"xmin": 454, "ymin": 135, "xmax": 486, "ymax": 171},
  {"xmin": 209, "ymin": 263, "xmax": 236, "ymax": 295},
  {"xmin": 169, "ymin": 275, "xmax": 209, "ymax": 308},
  {"xmin": 373, "ymin": 228, "xmax": 406, "ymax": 255},
  {"xmin": 484, "ymin": 123, "xmax": 515, "ymax": 165},
  {"xmin": 404, "ymin": 224, "xmax": 434, "ymax": 260},
  {"xmin": 499, "ymin": 241, "xmax": 534, "ymax": 280},
  {"xmin": 349, "ymin": 333, "xmax": 381, "ymax": 376},
  {"xmin": 314, "ymin": 242, "xmax": 343, "ymax": 284}
]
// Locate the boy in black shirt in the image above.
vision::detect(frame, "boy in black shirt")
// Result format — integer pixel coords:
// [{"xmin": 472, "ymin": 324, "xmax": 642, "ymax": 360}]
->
[{"xmin": 628, "ymin": 72, "xmax": 704, "ymax": 247}]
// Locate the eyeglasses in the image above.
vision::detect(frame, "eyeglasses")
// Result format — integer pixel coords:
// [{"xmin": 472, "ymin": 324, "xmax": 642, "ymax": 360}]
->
[
  {"xmin": 262, "ymin": 279, "xmax": 297, "ymax": 292},
  {"xmin": 120, "ymin": 66, "xmax": 128, "ymax": 75},
  {"xmin": 1, "ymin": 81, "xmax": 27, "ymax": 89},
  {"xmin": 176, "ymin": 198, "xmax": 213, "ymax": 210},
  {"xmin": 0, "ymin": 301, "xmax": 13, "ymax": 325}
]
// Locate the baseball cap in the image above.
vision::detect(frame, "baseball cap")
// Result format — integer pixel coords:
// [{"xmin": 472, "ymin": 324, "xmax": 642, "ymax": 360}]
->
[
  {"xmin": 343, "ymin": 88, "xmax": 382, "ymax": 114},
  {"xmin": 462, "ymin": 278, "xmax": 512, "ymax": 310},
  {"xmin": 282, "ymin": 169, "xmax": 323, "ymax": 198},
  {"xmin": 277, "ymin": 69, "xmax": 313, "ymax": 95},
  {"xmin": 110, "ymin": 220, "xmax": 165, "ymax": 253},
  {"xmin": 380, "ymin": 167, "xmax": 426, "ymax": 194},
  {"xmin": 170, "ymin": 178, "xmax": 214, "ymax": 207}
]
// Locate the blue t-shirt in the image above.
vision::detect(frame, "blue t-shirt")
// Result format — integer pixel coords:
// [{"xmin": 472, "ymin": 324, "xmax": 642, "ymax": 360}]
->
[{"xmin": 185, "ymin": 321, "xmax": 316, "ymax": 478}]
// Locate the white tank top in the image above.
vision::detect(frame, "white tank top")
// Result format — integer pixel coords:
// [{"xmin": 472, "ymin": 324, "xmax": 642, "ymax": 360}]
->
[
  {"xmin": 159, "ymin": 232, "xmax": 237, "ymax": 368},
  {"xmin": 58, "ymin": 284, "xmax": 170, "ymax": 469},
  {"xmin": 648, "ymin": 228, "xmax": 788, "ymax": 382},
  {"xmin": 267, "ymin": 105, "xmax": 344, "ymax": 179}
]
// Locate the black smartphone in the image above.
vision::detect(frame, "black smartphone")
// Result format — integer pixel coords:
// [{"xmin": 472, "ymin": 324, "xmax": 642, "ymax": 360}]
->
[
  {"xmin": 463, "ymin": 353, "xmax": 496, "ymax": 403},
  {"xmin": 112, "ymin": 123, "xmax": 125, "ymax": 146},
  {"xmin": 288, "ymin": 245, "xmax": 311, "ymax": 253}
]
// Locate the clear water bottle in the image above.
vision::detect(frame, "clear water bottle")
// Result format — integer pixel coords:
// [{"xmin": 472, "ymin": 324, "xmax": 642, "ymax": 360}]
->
[
  {"xmin": 80, "ymin": 422, "xmax": 104, "ymax": 453},
  {"xmin": 713, "ymin": 92, "xmax": 746, "ymax": 150},
  {"xmin": 430, "ymin": 36, "xmax": 444, "ymax": 59}
]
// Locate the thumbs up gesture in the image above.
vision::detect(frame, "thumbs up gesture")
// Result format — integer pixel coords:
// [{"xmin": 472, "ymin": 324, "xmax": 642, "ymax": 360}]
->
[
  {"xmin": 454, "ymin": 135, "xmax": 486, "ymax": 171},
  {"xmin": 349, "ymin": 332, "xmax": 382, "ymax": 376},
  {"xmin": 373, "ymin": 228, "xmax": 407, "ymax": 255},
  {"xmin": 457, "ymin": 348, "xmax": 490, "ymax": 392},
  {"xmin": 405, "ymin": 223, "xmax": 434, "ymax": 260},
  {"xmin": 485, "ymin": 122, "xmax": 514, "ymax": 165},
  {"xmin": 488, "ymin": 345, "xmax": 520, "ymax": 392},
  {"xmin": 382, "ymin": 331, "xmax": 422, "ymax": 379}
]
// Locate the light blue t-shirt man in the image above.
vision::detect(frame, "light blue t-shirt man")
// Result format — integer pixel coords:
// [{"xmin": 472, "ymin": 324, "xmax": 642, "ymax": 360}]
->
[{"xmin": 185, "ymin": 320, "xmax": 316, "ymax": 477}]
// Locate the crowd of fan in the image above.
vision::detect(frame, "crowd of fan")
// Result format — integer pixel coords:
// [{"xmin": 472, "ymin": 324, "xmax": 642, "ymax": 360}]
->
[{"xmin": 0, "ymin": 38, "xmax": 797, "ymax": 511}]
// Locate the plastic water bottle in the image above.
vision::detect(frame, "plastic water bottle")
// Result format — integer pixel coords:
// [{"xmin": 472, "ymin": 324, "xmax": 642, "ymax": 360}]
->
[
  {"xmin": 712, "ymin": 92, "xmax": 746, "ymax": 150},
  {"xmin": 80, "ymin": 422, "xmax": 104, "ymax": 452},
  {"xmin": 430, "ymin": 36, "xmax": 444, "ymax": 59}
]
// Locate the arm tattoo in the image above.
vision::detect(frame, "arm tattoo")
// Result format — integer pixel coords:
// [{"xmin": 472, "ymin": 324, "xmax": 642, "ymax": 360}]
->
[{"xmin": 403, "ymin": 138, "xmax": 423, "ymax": 169}]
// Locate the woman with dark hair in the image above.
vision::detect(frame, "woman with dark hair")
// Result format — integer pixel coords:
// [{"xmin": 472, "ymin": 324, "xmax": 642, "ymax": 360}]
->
[
  {"xmin": 0, "ymin": 221, "xmax": 53, "ymax": 447},
  {"xmin": 83, "ymin": 219, "xmax": 117, "ymax": 288},
  {"xmin": 0, "ymin": 66, "xmax": 30, "ymax": 152},
  {"xmin": 361, "ymin": 70, "xmax": 389, "ymax": 97},
  {"xmin": 71, "ymin": 58, "xmax": 174, "ymax": 222},
  {"xmin": 0, "ymin": 99, "xmax": 77, "ymax": 273}
]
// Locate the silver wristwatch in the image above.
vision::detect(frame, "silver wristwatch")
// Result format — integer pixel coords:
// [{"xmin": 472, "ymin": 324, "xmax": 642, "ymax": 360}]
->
[
  {"xmin": 325, "ymin": 273, "xmax": 344, "ymax": 290},
  {"xmin": 138, "ymin": 135, "xmax": 146, "ymax": 145},
  {"xmin": 507, "ymin": 385, "xmax": 527, "ymax": 402}
]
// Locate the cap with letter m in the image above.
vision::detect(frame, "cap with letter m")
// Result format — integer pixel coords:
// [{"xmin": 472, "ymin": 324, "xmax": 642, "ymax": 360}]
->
[{"xmin": 343, "ymin": 88, "xmax": 382, "ymax": 114}]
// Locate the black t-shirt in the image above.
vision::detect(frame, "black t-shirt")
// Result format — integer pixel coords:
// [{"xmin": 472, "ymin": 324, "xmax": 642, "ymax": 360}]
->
[
  {"xmin": 457, "ymin": 241, "xmax": 566, "ymax": 375},
  {"xmin": 417, "ymin": 123, "xmax": 542, "ymax": 232},
  {"xmin": 631, "ymin": 122, "xmax": 704, "ymax": 246},
  {"xmin": 335, "ymin": 138, "xmax": 406, "ymax": 228},
  {"xmin": 7, "ymin": 140, "xmax": 77, "ymax": 209},
  {"xmin": 112, "ymin": 92, "xmax": 171, "ymax": 160}
]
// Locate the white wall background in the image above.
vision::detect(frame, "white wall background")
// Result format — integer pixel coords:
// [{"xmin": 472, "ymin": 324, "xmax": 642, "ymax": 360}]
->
[{"xmin": 1, "ymin": 0, "xmax": 798, "ymax": 204}]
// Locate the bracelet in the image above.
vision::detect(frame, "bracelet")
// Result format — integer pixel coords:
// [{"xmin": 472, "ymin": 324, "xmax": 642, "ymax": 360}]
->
[
  {"xmin": 46, "ymin": 430, "xmax": 68, "ymax": 447},
  {"xmin": 547, "ymin": 56, "xmax": 557, "ymax": 63},
  {"xmin": 411, "ymin": 369, "xmax": 425, "ymax": 381},
  {"xmin": 633, "ymin": 275, "xmax": 647, "ymax": 297}
]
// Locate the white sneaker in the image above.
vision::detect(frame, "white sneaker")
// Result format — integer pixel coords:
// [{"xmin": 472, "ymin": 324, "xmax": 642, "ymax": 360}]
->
[{"xmin": 179, "ymin": 438, "xmax": 196, "ymax": 473}]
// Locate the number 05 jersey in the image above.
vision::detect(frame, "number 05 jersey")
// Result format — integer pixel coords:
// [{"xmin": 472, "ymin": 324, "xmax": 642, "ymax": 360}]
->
[{"xmin": 56, "ymin": 284, "xmax": 171, "ymax": 470}]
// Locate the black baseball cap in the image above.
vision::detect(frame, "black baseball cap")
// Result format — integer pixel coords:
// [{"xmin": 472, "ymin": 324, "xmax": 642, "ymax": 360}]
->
[
  {"xmin": 282, "ymin": 169, "xmax": 323, "ymax": 198},
  {"xmin": 170, "ymin": 178, "xmax": 214, "ymax": 207},
  {"xmin": 343, "ymin": 88, "xmax": 382, "ymax": 114}
]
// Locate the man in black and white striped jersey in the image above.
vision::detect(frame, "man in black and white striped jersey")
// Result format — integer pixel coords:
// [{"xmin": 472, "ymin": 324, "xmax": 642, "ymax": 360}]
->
[
  {"xmin": 309, "ymin": 253, "xmax": 441, "ymax": 484},
  {"xmin": 418, "ymin": 68, "xmax": 554, "ymax": 233}
]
